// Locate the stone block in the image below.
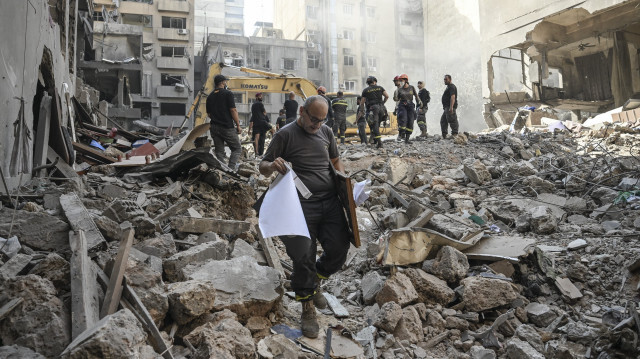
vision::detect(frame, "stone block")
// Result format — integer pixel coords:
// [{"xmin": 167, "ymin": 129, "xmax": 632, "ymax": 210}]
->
[
  {"xmin": 375, "ymin": 272, "xmax": 419, "ymax": 307},
  {"xmin": 461, "ymin": 276, "xmax": 518, "ymax": 312},
  {"xmin": 525, "ymin": 303, "xmax": 556, "ymax": 327},
  {"xmin": 164, "ymin": 240, "xmax": 228, "ymax": 282},
  {"xmin": 373, "ymin": 301, "xmax": 403, "ymax": 332},
  {"xmin": 393, "ymin": 306, "xmax": 423, "ymax": 344},
  {"xmin": 404, "ymin": 268, "xmax": 454, "ymax": 305},
  {"xmin": 361, "ymin": 271, "xmax": 385, "ymax": 305},
  {"xmin": 463, "ymin": 160, "xmax": 491, "ymax": 185},
  {"xmin": 506, "ymin": 338, "xmax": 544, "ymax": 359},
  {"xmin": 167, "ymin": 280, "xmax": 217, "ymax": 325},
  {"xmin": 422, "ymin": 246, "xmax": 469, "ymax": 283}
]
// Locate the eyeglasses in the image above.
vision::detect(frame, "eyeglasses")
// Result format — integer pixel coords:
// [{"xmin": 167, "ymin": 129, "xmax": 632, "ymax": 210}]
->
[{"xmin": 304, "ymin": 108, "xmax": 325, "ymax": 124}]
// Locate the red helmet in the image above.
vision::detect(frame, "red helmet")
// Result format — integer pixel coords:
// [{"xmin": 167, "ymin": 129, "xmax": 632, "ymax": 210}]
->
[
  {"xmin": 317, "ymin": 86, "xmax": 327, "ymax": 94},
  {"xmin": 393, "ymin": 76, "xmax": 399, "ymax": 81},
  {"xmin": 399, "ymin": 74, "xmax": 409, "ymax": 81}
]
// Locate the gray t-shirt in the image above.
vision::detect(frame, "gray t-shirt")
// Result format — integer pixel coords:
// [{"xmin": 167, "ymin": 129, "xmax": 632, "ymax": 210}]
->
[{"xmin": 263, "ymin": 121, "xmax": 339, "ymax": 201}]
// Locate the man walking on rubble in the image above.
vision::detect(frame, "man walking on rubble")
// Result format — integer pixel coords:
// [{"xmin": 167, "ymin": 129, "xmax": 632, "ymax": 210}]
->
[
  {"xmin": 283, "ymin": 91, "xmax": 299, "ymax": 125},
  {"xmin": 361, "ymin": 76, "xmax": 389, "ymax": 148},
  {"xmin": 249, "ymin": 92, "xmax": 274, "ymax": 156},
  {"xmin": 394, "ymin": 74, "xmax": 422, "ymax": 144},
  {"xmin": 207, "ymin": 74, "xmax": 242, "ymax": 171},
  {"xmin": 441, "ymin": 74, "xmax": 459, "ymax": 139},
  {"xmin": 331, "ymin": 91, "xmax": 348, "ymax": 144},
  {"xmin": 259, "ymin": 95, "xmax": 350, "ymax": 339},
  {"xmin": 417, "ymin": 81, "xmax": 430, "ymax": 138}
]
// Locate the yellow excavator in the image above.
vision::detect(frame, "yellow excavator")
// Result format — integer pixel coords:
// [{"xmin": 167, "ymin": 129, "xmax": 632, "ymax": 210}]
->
[{"xmin": 182, "ymin": 62, "xmax": 397, "ymax": 136}]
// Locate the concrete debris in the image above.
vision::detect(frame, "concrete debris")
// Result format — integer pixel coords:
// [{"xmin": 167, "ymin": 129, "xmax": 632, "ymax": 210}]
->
[
  {"xmin": 460, "ymin": 276, "xmax": 519, "ymax": 312},
  {"xmin": 167, "ymin": 280, "xmax": 217, "ymax": 325},
  {"xmin": 163, "ymin": 239, "xmax": 228, "ymax": 282},
  {"xmin": 373, "ymin": 301, "xmax": 403, "ymax": 332},
  {"xmin": 375, "ymin": 272, "xmax": 419, "ymax": 307},
  {"xmin": 404, "ymin": 268, "xmax": 455, "ymax": 305},
  {"xmin": 184, "ymin": 313, "xmax": 255, "ymax": 359},
  {"xmin": 506, "ymin": 338, "xmax": 545, "ymax": 359},
  {"xmin": 422, "ymin": 245, "xmax": 469, "ymax": 283}
]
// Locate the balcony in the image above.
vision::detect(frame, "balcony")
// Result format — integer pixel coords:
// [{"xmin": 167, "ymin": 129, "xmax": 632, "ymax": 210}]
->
[
  {"xmin": 157, "ymin": 28, "xmax": 190, "ymax": 41},
  {"xmin": 156, "ymin": 57, "xmax": 190, "ymax": 70},
  {"xmin": 157, "ymin": 85, "xmax": 189, "ymax": 99},
  {"xmin": 157, "ymin": 0, "xmax": 190, "ymax": 13},
  {"xmin": 93, "ymin": 22, "xmax": 142, "ymax": 36},
  {"xmin": 155, "ymin": 115, "xmax": 184, "ymax": 127}
]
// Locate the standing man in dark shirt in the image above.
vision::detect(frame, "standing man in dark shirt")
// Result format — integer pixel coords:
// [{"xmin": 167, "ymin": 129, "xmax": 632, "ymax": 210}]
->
[
  {"xmin": 417, "ymin": 81, "xmax": 430, "ymax": 138},
  {"xmin": 361, "ymin": 76, "xmax": 389, "ymax": 148},
  {"xmin": 276, "ymin": 109, "xmax": 287, "ymax": 131},
  {"xmin": 441, "ymin": 74, "xmax": 459, "ymax": 139},
  {"xmin": 283, "ymin": 91, "xmax": 299, "ymax": 125},
  {"xmin": 249, "ymin": 92, "xmax": 273, "ymax": 156},
  {"xmin": 259, "ymin": 95, "xmax": 349, "ymax": 339},
  {"xmin": 206, "ymin": 74, "xmax": 242, "ymax": 170},
  {"xmin": 331, "ymin": 91, "xmax": 348, "ymax": 144}
]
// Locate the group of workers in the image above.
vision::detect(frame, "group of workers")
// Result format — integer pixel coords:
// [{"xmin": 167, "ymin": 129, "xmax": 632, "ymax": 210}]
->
[{"xmin": 206, "ymin": 73, "xmax": 460, "ymax": 339}]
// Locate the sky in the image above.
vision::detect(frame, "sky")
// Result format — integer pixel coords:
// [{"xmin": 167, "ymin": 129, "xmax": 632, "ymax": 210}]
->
[{"xmin": 244, "ymin": 0, "xmax": 274, "ymax": 36}]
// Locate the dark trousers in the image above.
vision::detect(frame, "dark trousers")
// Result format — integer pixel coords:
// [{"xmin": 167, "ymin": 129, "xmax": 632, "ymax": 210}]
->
[
  {"xmin": 279, "ymin": 196, "xmax": 350, "ymax": 301},
  {"xmin": 367, "ymin": 104, "xmax": 383, "ymax": 142},
  {"xmin": 397, "ymin": 102, "xmax": 416, "ymax": 135},
  {"xmin": 417, "ymin": 108, "xmax": 427, "ymax": 132},
  {"xmin": 357, "ymin": 122, "xmax": 367, "ymax": 144},
  {"xmin": 334, "ymin": 114, "xmax": 347, "ymax": 141},
  {"xmin": 211, "ymin": 126, "xmax": 241, "ymax": 170},
  {"xmin": 254, "ymin": 130, "xmax": 266, "ymax": 155},
  {"xmin": 440, "ymin": 109, "xmax": 459, "ymax": 137}
]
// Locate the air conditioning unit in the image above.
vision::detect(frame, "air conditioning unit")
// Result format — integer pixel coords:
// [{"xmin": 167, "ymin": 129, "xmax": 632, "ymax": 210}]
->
[
  {"xmin": 343, "ymin": 48, "xmax": 352, "ymax": 55},
  {"xmin": 177, "ymin": 29, "xmax": 189, "ymax": 35},
  {"xmin": 337, "ymin": 33, "xmax": 344, "ymax": 39},
  {"xmin": 174, "ymin": 83, "xmax": 185, "ymax": 92},
  {"xmin": 223, "ymin": 50, "xmax": 230, "ymax": 56},
  {"xmin": 307, "ymin": 42, "xmax": 315, "ymax": 48},
  {"xmin": 369, "ymin": 67, "xmax": 377, "ymax": 72},
  {"xmin": 151, "ymin": 102, "xmax": 160, "ymax": 108}
]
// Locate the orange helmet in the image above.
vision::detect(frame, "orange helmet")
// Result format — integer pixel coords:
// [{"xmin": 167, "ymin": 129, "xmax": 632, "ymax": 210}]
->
[
  {"xmin": 317, "ymin": 86, "xmax": 327, "ymax": 94},
  {"xmin": 399, "ymin": 74, "xmax": 409, "ymax": 81}
]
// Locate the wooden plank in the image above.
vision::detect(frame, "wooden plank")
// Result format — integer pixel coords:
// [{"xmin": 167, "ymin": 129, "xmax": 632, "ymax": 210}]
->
[
  {"xmin": 100, "ymin": 228, "xmax": 134, "ymax": 318},
  {"xmin": 255, "ymin": 223, "xmax": 284, "ymax": 277},
  {"xmin": 47, "ymin": 146, "xmax": 81, "ymax": 181},
  {"xmin": 619, "ymin": 111, "xmax": 629, "ymax": 123},
  {"xmin": 33, "ymin": 94, "xmax": 52, "ymax": 177},
  {"xmin": 0, "ymin": 298, "xmax": 23, "ymax": 321},
  {"xmin": 60, "ymin": 192, "xmax": 107, "ymax": 254},
  {"xmin": 73, "ymin": 142, "xmax": 116, "ymax": 164},
  {"xmin": 322, "ymin": 293, "xmax": 349, "ymax": 318},
  {"xmin": 336, "ymin": 173, "xmax": 361, "ymax": 248},
  {"xmin": 69, "ymin": 230, "xmax": 99, "ymax": 339},
  {"xmin": 93, "ymin": 263, "xmax": 174, "ymax": 359},
  {"xmin": 388, "ymin": 187, "xmax": 410, "ymax": 208},
  {"xmin": 611, "ymin": 113, "xmax": 622, "ymax": 122},
  {"xmin": 170, "ymin": 216, "xmax": 251, "ymax": 235}
]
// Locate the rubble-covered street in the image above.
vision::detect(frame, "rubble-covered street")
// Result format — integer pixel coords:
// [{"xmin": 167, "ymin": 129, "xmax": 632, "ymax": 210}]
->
[{"xmin": 3, "ymin": 116, "xmax": 640, "ymax": 358}]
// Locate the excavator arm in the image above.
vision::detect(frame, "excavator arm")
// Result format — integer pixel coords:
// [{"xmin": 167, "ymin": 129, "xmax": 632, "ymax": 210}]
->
[{"xmin": 183, "ymin": 62, "xmax": 317, "ymax": 128}]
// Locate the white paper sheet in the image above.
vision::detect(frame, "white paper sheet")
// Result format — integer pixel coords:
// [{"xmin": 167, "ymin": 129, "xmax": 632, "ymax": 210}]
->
[
  {"xmin": 259, "ymin": 169, "xmax": 310, "ymax": 239},
  {"xmin": 353, "ymin": 179, "xmax": 371, "ymax": 206}
]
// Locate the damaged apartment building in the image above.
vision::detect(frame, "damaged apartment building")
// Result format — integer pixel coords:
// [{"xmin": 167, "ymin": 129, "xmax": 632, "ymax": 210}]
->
[
  {"xmin": 79, "ymin": 0, "xmax": 195, "ymax": 130},
  {"xmin": 481, "ymin": 0, "xmax": 640, "ymax": 128}
]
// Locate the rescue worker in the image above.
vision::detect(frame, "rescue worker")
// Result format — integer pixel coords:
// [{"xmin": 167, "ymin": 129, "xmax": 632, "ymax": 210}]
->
[
  {"xmin": 393, "ymin": 74, "xmax": 422, "ymax": 144},
  {"xmin": 316, "ymin": 86, "xmax": 334, "ymax": 129},
  {"xmin": 206, "ymin": 74, "xmax": 242, "ymax": 170},
  {"xmin": 283, "ymin": 91, "xmax": 299, "ymax": 124},
  {"xmin": 361, "ymin": 76, "xmax": 389, "ymax": 149},
  {"xmin": 356, "ymin": 96, "xmax": 367, "ymax": 145},
  {"xmin": 416, "ymin": 81, "xmax": 431, "ymax": 138},
  {"xmin": 259, "ymin": 95, "xmax": 350, "ymax": 339},
  {"xmin": 249, "ymin": 92, "xmax": 273, "ymax": 156},
  {"xmin": 441, "ymin": 74, "xmax": 459, "ymax": 139},
  {"xmin": 276, "ymin": 109, "xmax": 287, "ymax": 131},
  {"xmin": 392, "ymin": 75, "xmax": 403, "ymax": 141},
  {"xmin": 331, "ymin": 91, "xmax": 348, "ymax": 144}
]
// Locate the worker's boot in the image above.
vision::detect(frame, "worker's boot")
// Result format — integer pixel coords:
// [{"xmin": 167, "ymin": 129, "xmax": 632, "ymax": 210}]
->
[
  {"xmin": 301, "ymin": 301, "xmax": 319, "ymax": 338},
  {"xmin": 405, "ymin": 132, "xmax": 411, "ymax": 144},
  {"xmin": 376, "ymin": 139, "xmax": 383, "ymax": 149},
  {"xmin": 312, "ymin": 278, "xmax": 328, "ymax": 310},
  {"xmin": 419, "ymin": 129, "xmax": 427, "ymax": 138}
]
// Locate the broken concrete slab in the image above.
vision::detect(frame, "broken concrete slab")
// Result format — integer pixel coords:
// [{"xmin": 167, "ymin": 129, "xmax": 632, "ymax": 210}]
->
[
  {"xmin": 460, "ymin": 276, "xmax": 519, "ymax": 312},
  {"xmin": 184, "ymin": 311, "xmax": 256, "ymax": 358},
  {"xmin": 171, "ymin": 216, "xmax": 251, "ymax": 235},
  {"xmin": 393, "ymin": 306, "xmax": 424, "ymax": 344},
  {"xmin": 167, "ymin": 280, "xmax": 217, "ymax": 325},
  {"xmin": 0, "ymin": 236, "xmax": 20, "ymax": 258},
  {"xmin": 134, "ymin": 233, "xmax": 177, "ymax": 259},
  {"xmin": 463, "ymin": 160, "xmax": 491, "ymax": 185},
  {"xmin": 425, "ymin": 213, "xmax": 481, "ymax": 240},
  {"xmin": 29, "ymin": 252, "xmax": 70, "ymax": 292},
  {"xmin": 164, "ymin": 239, "xmax": 228, "ymax": 282},
  {"xmin": 231, "ymin": 238, "xmax": 267, "ymax": 265},
  {"xmin": 404, "ymin": 268, "xmax": 455, "ymax": 305},
  {"xmin": 102, "ymin": 199, "xmax": 146, "ymax": 223},
  {"xmin": 525, "ymin": 302, "xmax": 557, "ymax": 327},
  {"xmin": 528, "ymin": 206, "xmax": 557, "ymax": 234},
  {"xmin": 361, "ymin": 271, "xmax": 385, "ymax": 305},
  {"xmin": 422, "ymin": 245, "xmax": 469, "ymax": 283},
  {"xmin": 555, "ymin": 277, "xmax": 583, "ymax": 300},
  {"xmin": 0, "ymin": 345, "xmax": 46, "ymax": 359},
  {"xmin": 373, "ymin": 301, "xmax": 403, "ymax": 332},
  {"xmin": 464, "ymin": 235, "xmax": 536, "ymax": 262},
  {"xmin": 0, "ymin": 208, "xmax": 70, "ymax": 255},
  {"xmin": 186, "ymin": 256, "xmax": 282, "ymax": 321},
  {"xmin": 0, "ymin": 253, "xmax": 33, "ymax": 278},
  {"xmin": 375, "ymin": 272, "xmax": 419, "ymax": 307},
  {"xmin": 60, "ymin": 192, "xmax": 107, "ymax": 253},
  {"xmin": 60, "ymin": 309, "xmax": 155, "ymax": 359},
  {"xmin": 506, "ymin": 338, "xmax": 544, "ymax": 359}
]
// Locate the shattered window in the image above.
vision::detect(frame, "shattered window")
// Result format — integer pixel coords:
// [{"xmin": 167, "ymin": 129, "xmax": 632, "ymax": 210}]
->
[
  {"xmin": 308, "ymin": 52, "xmax": 320, "ymax": 69},
  {"xmin": 162, "ymin": 16, "xmax": 186, "ymax": 29},
  {"xmin": 92, "ymin": 11, "xmax": 104, "ymax": 21},
  {"xmin": 161, "ymin": 74, "xmax": 185, "ymax": 86},
  {"xmin": 121, "ymin": 13, "xmax": 152, "ymax": 27}
]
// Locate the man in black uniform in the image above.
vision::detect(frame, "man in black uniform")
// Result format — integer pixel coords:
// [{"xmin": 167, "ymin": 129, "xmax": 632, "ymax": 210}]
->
[
  {"xmin": 249, "ymin": 92, "xmax": 273, "ymax": 156},
  {"xmin": 259, "ymin": 95, "xmax": 349, "ymax": 339},
  {"xmin": 206, "ymin": 74, "xmax": 242, "ymax": 170},
  {"xmin": 441, "ymin": 74, "xmax": 459, "ymax": 139},
  {"xmin": 356, "ymin": 96, "xmax": 367, "ymax": 145},
  {"xmin": 283, "ymin": 91, "xmax": 299, "ymax": 124},
  {"xmin": 331, "ymin": 91, "xmax": 348, "ymax": 144},
  {"xmin": 316, "ymin": 86, "xmax": 334, "ymax": 130},
  {"xmin": 417, "ymin": 81, "xmax": 430, "ymax": 138},
  {"xmin": 276, "ymin": 109, "xmax": 287, "ymax": 131},
  {"xmin": 361, "ymin": 76, "xmax": 389, "ymax": 148}
]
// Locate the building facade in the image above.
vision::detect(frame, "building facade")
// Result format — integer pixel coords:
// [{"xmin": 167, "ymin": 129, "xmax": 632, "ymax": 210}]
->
[
  {"xmin": 274, "ymin": 0, "xmax": 426, "ymax": 113},
  {"xmin": 194, "ymin": 0, "xmax": 244, "ymax": 54},
  {"xmin": 201, "ymin": 27, "xmax": 322, "ymax": 125},
  {"xmin": 79, "ymin": 0, "xmax": 195, "ymax": 129}
]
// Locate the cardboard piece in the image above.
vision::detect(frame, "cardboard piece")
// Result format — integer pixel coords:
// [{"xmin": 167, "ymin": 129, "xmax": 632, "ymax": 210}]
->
[
  {"xmin": 335, "ymin": 172, "xmax": 360, "ymax": 248},
  {"xmin": 464, "ymin": 235, "xmax": 537, "ymax": 262}
]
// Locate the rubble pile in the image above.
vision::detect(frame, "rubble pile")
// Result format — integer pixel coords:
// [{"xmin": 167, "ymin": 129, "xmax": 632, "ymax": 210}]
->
[{"xmin": 1, "ymin": 120, "xmax": 640, "ymax": 358}]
